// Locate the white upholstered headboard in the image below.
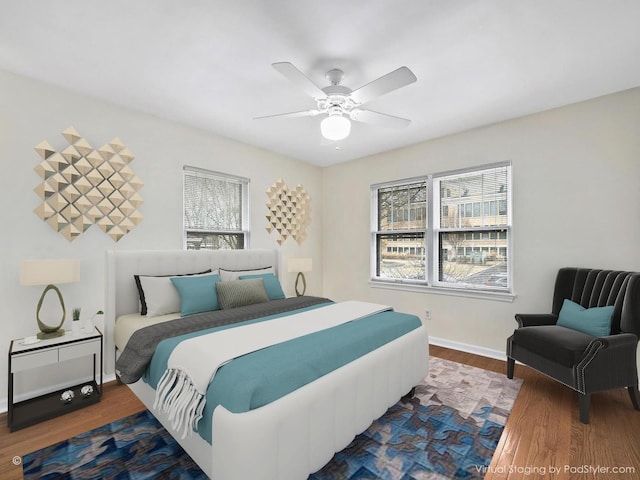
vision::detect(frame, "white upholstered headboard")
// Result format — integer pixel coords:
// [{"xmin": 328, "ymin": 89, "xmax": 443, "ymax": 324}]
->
[{"xmin": 104, "ymin": 249, "xmax": 279, "ymax": 373}]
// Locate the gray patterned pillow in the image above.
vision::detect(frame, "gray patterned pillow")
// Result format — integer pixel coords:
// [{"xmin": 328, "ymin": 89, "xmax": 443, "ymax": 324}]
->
[{"xmin": 216, "ymin": 278, "xmax": 269, "ymax": 310}]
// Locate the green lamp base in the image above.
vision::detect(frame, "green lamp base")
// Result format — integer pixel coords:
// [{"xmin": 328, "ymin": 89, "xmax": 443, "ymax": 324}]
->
[
  {"xmin": 36, "ymin": 284, "xmax": 67, "ymax": 340},
  {"xmin": 37, "ymin": 329, "xmax": 65, "ymax": 340},
  {"xmin": 295, "ymin": 272, "xmax": 307, "ymax": 297}
]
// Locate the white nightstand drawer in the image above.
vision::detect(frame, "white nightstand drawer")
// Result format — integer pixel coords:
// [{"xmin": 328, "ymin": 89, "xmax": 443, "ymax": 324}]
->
[
  {"xmin": 59, "ymin": 340, "xmax": 100, "ymax": 362},
  {"xmin": 12, "ymin": 349, "xmax": 58, "ymax": 373}
]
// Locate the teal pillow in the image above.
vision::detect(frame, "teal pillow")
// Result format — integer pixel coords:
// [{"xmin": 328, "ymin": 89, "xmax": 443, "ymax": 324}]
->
[
  {"xmin": 556, "ymin": 299, "xmax": 614, "ymax": 337},
  {"xmin": 170, "ymin": 273, "xmax": 221, "ymax": 316},
  {"xmin": 239, "ymin": 273, "xmax": 286, "ymax": 300}
]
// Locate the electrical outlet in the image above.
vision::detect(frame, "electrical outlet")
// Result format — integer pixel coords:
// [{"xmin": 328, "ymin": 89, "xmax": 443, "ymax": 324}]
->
[{"xmin": 424, "ymin": 309, "xmax": 431, "ymax": 321}]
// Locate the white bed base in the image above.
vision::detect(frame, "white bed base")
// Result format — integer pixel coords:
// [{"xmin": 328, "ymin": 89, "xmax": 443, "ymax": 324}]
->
[{"xmin": 106, "ymin": 249, "xmax": 429, "ymax": 480}]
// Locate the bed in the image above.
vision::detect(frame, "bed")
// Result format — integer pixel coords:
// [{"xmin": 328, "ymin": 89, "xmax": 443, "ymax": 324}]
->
[{"xmin": 106, "ymin": 249, "xmax": 429, "ymax": 480}]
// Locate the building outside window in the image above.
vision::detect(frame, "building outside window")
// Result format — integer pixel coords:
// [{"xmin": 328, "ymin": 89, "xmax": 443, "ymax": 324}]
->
[
  {"xmin": 371, "ymin": 162, "xmax": 512, "ymax": 294},
  {"xmin": 374, "ymin": 181, "xmax": 427, "ymax": 282},
  {"xmin": 183, "ymin": 166, "xmax": 249, "ymax": 250}
]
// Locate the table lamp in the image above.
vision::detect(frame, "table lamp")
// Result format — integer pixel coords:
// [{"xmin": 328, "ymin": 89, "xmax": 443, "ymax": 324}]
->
[
  {"xmin": 287, "ymin": 258, "xmax": 312, "ymax": 296},
  {"xmin": 20, "ymin": 259, "xmax": 80, "ymax": 339}
]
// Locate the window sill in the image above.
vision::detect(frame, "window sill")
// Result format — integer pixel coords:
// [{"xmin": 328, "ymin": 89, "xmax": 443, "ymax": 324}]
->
[{"xmin": 369, "ymin": 280, "xmax": 515, "ymax": 302}]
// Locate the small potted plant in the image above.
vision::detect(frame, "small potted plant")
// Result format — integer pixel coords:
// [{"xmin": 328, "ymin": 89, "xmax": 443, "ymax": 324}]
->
[{"xmin": 72, "ymin": 307, "xmax": 82, "ymax": 336}]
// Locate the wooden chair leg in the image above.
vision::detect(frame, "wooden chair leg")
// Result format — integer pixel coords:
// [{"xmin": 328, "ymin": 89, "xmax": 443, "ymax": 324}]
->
[
  {"xmin": 578, "ymin": 393, "xmax": 590, "ymax": 424},
  {"xmin": 628, "ymin": 385, "xmax": 640, "ymax": 411},
  {"xmin": 507, "ymin": 358, "xmax": 515, "ymax": 379}
]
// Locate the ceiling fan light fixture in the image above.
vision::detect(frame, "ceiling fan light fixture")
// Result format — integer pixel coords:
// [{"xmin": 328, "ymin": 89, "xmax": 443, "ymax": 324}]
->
[{"xmin": 320, "ymin": 114, "xmax": 351, "ymax": 141}]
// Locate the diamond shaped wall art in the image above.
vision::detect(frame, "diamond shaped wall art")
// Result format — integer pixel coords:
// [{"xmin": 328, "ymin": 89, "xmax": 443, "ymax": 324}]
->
[
  {"xmin": 33, "ymin": 127, "xmax": 143, "ymax": 242},
  {"xmin": 265, "ymin": 179, "xmax": 311, "ymax": 245}
]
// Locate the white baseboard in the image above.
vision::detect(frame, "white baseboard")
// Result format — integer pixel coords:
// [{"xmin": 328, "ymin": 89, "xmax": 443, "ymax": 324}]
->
[
  {"xmin": 0, "ymin": 372, "xmax": 117, "ymax": 415},
  {"xmin": 429, "ymin": 336, "xmax": 507, "ymax": 362}
]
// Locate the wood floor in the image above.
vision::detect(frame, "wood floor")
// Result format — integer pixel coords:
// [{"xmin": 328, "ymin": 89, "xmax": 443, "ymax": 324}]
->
[{"xmin": 1, "ymin": 346, "xmax": 639, "ymax": 479}]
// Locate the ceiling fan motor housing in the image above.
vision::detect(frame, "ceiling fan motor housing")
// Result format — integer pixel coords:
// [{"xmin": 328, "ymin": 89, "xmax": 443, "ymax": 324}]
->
[
  {"xmin": 325, "ymin": 68, "xmax": 345, "ymax": 85},
  {"xmin": 318, "ymin": 91, "xmax": 356, "ymax": 116},
  {"xmin": 319, "ymin": 69, "xmax": 357, "ymax": 118}
]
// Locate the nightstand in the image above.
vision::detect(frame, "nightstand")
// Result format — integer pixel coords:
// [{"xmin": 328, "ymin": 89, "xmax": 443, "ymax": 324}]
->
[{"xmin": 8, "ymin": 327, "xmax": 103, "ymax": 431}]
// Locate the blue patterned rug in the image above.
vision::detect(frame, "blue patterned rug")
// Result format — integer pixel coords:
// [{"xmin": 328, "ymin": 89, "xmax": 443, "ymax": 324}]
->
[{"xmin": 23, "ymin": 357, "xmax": 522, "ymax": 479}]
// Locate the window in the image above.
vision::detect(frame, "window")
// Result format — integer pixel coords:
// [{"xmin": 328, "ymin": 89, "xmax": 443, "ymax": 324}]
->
[
  {"xmin": 371, "ymin": 162, "xmax": 512, "ymax": 295},
  {"xmin": 183, "ymin": 166, "xmax": 249, "ymax": 250},
  {"xmin": 374, "ymin": 181, "xmax": 427, "ymax": 282}
]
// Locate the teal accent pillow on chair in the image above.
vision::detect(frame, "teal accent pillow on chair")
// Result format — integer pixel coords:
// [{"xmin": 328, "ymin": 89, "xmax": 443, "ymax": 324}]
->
[{"xmin": 556, "ymin": 299, "xmax": 614, "ymax": 337}]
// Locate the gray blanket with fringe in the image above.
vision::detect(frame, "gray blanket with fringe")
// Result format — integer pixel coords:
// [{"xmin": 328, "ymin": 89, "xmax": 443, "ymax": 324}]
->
[{"xmin": 116, "ymin": 296, "xmax": 332, "ymax": 384}]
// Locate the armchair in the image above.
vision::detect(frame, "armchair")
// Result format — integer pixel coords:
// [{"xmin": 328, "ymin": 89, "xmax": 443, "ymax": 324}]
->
[{"xmin": 507, "ymin": 268, "xmax": 640, "ymax": 423}]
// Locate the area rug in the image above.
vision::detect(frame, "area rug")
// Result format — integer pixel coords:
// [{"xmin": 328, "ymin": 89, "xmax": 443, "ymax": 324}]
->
[{"xmin": 23, "ymin": 357, "xmax": 522, "ymax": 479}]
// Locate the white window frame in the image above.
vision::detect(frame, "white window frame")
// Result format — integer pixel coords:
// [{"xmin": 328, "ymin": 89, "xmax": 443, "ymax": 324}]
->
[
  {"xmin": 370, "ymin": 161, "xmax": 514, "ymax": 301},
  {"xmin": 182, "ymin": 166, "xmax": 250, "ymax": 250},
  {"xmin": 370, "ymin": 176, "xmax": 428, "ymax": 286}
]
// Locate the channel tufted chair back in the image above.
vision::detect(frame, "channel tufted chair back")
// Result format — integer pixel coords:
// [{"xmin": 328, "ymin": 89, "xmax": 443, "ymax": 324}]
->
[
  {"xmin": 507, "ymin": 267, "xmax": 640, "ymax": 423},
  {"xmin": 550, "ymin": 269, "xmax": 640, "ymax": 336}
]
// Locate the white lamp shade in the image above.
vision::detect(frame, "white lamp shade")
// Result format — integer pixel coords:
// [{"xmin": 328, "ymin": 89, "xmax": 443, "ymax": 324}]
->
[
  {"xmin": 288, "ymin": 258, "xmax": 312, "ymax": 273},
  {"xmin": 320, "ymin": 115, "xmax": 351, "ymax": 141},
  {"xmin": 20, "ymin": 259, "xmax": 80, "ymax": 286}
]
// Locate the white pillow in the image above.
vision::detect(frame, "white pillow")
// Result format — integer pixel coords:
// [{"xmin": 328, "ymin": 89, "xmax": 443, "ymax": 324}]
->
[
  {"xmin": 138, "ymin": 272, "xmax": 218, "ymax": 317},
  {"xmin": 137, "ymin": 276, "xmax": 181, "ymax": 317},
  {"xmin": 219, "ymin": 266, "xmax": 274, "ymax": 282}
]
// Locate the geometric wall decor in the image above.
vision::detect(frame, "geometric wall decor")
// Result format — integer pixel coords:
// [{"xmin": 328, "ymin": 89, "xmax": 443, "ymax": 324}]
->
[
  {"xmin": 33, "ymin": 126, "xmax": 143, "ymax": 242},
  {"xmin": 265, "ymin": 178, "xmax": 311, "ymax": 245}
]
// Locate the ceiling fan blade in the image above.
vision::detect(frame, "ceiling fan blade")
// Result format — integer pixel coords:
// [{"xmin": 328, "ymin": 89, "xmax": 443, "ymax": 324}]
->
[
  {"xmin": 272, "ymin": 62, "xmax": 328, "ymax": 100},
  {"xmin": 254, "ymin": 109, "xmax": 321, "ymax": 120},
  {"xmin": 349, "ymin": 66, "xmax": 417, "ymax": 105},
  {"xmin": 350, "ymin": 109, "xmax": 411, "ymax": 128}
]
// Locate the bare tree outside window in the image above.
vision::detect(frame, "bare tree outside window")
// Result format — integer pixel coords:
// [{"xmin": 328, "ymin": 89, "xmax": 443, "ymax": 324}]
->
[
  {"xmin": 183, "ymin": 167, "xmax": 249, "ymax": 250},
  {"xmin": 436, "ymin": 165, "xmax": 510, "ymax": 289},
  {"xmin": 375, "ymin": 182, "xmax": 427, "ymax": 281}
]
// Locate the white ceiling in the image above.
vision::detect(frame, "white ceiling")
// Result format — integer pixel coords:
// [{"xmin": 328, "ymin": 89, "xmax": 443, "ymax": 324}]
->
[{"xmin": 2, "ymin": 1, "xmax": 639, "ymax": 167}]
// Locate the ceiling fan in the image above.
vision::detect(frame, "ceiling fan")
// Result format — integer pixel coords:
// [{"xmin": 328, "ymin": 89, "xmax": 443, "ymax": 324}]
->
[{"xmin": 256, "ymin": 62, "xmax": 417, "ymax": 141}]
